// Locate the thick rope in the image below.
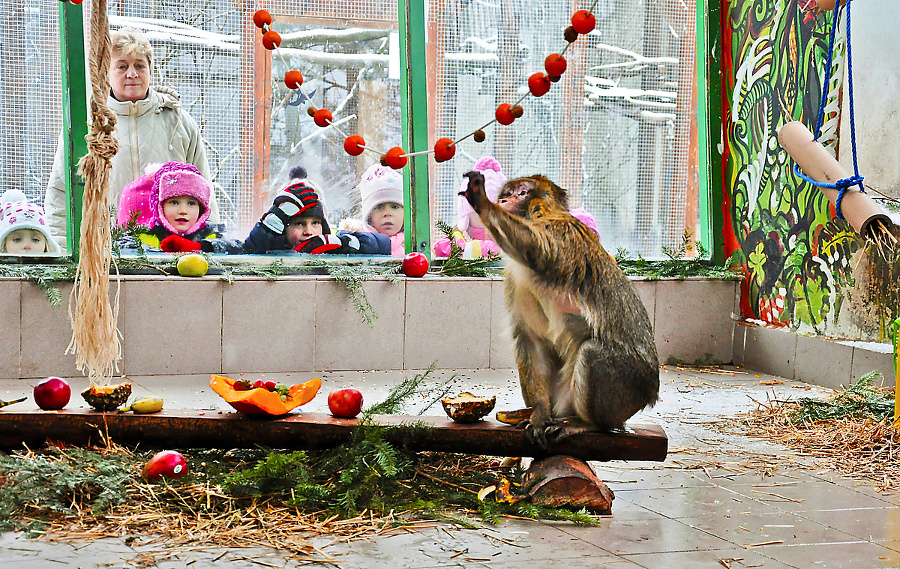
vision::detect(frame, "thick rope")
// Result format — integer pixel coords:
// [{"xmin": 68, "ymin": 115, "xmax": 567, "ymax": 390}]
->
[{"xmin": 66, "ymin": 0, "xmax": 122, "ymax": 386}]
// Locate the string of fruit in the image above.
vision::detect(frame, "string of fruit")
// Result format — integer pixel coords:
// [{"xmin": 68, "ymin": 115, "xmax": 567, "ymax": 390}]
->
[{"xmin": 251, "ymin": 1, "xmax": 598, "ymax": 170}]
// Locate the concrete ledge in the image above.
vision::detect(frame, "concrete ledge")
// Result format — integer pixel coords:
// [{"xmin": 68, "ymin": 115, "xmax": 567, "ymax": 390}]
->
[
  {"xmin": 733, "ymin": 320, "xmax": 896, "ymax": 389},
  {"xmin": 0, "ymin": 275, "xmax": 739, "ymax": 380}
]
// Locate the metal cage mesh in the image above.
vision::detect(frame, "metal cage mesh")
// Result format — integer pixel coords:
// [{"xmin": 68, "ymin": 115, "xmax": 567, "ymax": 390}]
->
[{"xmin": 2, "ymin": 0, "xmax": 696, "ymax": 257}]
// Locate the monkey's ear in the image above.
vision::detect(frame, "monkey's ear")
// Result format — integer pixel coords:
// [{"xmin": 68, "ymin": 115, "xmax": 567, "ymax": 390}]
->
[{"xmin": 531, "ymin": 175, "xmax": 569, "ymax": 209}]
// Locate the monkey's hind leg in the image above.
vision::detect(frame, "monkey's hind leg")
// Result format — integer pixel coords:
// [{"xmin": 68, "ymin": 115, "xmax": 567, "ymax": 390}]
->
[{"xmin": 574, "ymin": 338, "xmax": 659, "ymax": 431}]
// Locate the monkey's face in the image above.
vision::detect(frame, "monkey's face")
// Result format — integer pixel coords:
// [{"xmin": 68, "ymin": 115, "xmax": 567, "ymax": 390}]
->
[{"xmin": 497, "ymin": 180, "xmax": 533, "ymax": 213}]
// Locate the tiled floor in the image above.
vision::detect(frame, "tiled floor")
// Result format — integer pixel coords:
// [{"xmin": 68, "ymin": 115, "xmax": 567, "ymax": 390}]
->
[{"xmin": 1, "ymin": 365, "xmax": 898, "ymax": 568}]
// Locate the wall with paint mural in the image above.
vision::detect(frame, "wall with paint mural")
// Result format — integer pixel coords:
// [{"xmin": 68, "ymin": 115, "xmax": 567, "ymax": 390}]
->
[{"xmin": 723, "ymin": 0, "xmax": 899, "ymax": 342}]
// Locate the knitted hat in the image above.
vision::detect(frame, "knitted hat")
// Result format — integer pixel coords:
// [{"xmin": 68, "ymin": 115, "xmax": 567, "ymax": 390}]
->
[
  {"xmin": 150, "ymin": 161, "xmax": 211, "ymax": 235},
  {"xmin": 457, "ymin": 156, "xmax": 506, "ymax": 233},
  {"xmin": 117, "ymin": 165, "xmax": 157, "ymax": 227},
  {"xmin": 357, "ymin": 163, "xmax": 403, "ymax": 224},
  {"xmin": 277, "ymin": 165, "xmax": 330, "ymax": 234},
  {"xmin": 0, "ymin": 189, "xmax": 61, "ymax": 254}
]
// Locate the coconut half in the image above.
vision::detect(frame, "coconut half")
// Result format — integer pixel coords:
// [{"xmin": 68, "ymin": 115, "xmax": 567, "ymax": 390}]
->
[{"xmin": 441, "ymin": 392, "xmax": 496, "ymax": 423}]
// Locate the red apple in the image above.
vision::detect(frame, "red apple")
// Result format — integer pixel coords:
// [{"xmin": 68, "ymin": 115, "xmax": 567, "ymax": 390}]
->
[
  {"xmin": 34, "ymin": 377, "xmax": 71, "ymax": 410},
  {"xmin": 142, "ymin": 450, "xmax": 188, "ymax": 481},
  {"xmin": 328, "ymin": 388, "xmax": 363, "ymax": 418},
  {"xmin": 401, "ymin": 252, "xmax": 429, "ymax": 277}
]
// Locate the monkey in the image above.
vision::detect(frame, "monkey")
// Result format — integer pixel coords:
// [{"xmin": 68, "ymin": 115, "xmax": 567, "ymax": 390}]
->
[{"xmin": 462, "ymin": 171, "xmax": 659, "ymax": 448}]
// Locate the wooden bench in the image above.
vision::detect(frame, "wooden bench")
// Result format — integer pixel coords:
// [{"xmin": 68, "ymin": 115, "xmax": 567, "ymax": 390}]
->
[
  {"xmin": 0, "ymin": 410, "xmax": 667, "ymax": 513},
  {"xmin": 0, "ymin": 409, "xmax": 666, "ymax": 461}
]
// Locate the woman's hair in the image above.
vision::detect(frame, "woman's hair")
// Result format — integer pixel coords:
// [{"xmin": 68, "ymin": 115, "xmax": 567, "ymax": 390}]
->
[{"xmin": 110, "ymin": 27, "xmax": 153, "ymax": 69}]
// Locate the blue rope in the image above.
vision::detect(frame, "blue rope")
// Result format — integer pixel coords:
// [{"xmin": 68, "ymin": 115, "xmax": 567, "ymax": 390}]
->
[{"xmin": 800, "ymin": 1, "xmax": 865, "ymax": 222}]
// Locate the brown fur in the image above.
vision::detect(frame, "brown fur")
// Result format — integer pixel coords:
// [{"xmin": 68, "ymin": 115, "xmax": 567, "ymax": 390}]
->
[{"xmin": 462, "ymin": 172, "xmax": 659, "ymax": 448}]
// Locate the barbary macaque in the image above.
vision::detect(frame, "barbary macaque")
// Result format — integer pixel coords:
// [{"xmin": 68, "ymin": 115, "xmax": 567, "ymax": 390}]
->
[{"xmin": 462, "ymin": 172, "xmax": 659, "ymax": 448}]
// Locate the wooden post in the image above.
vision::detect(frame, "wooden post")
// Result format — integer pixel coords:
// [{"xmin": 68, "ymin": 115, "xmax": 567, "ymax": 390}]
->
[{"xmin": 524, "ymin": 455, "xmax": 615, "ymax": 513}]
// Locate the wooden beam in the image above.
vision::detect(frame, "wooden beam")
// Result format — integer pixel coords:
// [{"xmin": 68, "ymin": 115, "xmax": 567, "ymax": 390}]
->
[{"xmin": 0, "ymin": 410, "xmax": 667, "ymax": 462}]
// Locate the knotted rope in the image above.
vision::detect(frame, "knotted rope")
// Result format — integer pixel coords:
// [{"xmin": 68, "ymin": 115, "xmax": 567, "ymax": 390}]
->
[{"xmin": 66, "ymin": 0, "xmax": 122, "ymax": 386}]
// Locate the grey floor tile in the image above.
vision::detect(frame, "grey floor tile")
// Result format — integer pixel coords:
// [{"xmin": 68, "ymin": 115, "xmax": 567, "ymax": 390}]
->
[
  {"xmin": 683, "ymin": 510, "xmax": 860, "ymax": 547},
  {"xmin": 796, "ymin": 507, "xmax": 900, "ymax": 542},
  {"xmin": 759, "ymin": 541, "xmax": 900, "ymax": 569},
  {"xmin": 554, "ymin": 516, "xmax": 734, "ymax": 555},
  {"xmin": 624, "ymin": 547, "xmax": 797, "ymax": 569},
  {"xmin": 614, "ymin": 484, "xmax": 782, "ymax": 519}
]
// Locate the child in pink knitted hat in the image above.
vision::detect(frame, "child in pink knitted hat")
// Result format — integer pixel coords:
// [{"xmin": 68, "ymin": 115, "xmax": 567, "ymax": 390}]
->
[
  {"xmin": 433, "ymin": 156, "xmax": 601, "ymax": 258},
  {"xmin": 117, "ymin": 161, "xmax": 221, "ymax": 251}
]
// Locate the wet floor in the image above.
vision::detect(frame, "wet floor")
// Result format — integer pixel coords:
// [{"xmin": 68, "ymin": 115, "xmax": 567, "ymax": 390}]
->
[{"xmin": 1, "ymin": 365, "xmax": 898, "ymax": 568}]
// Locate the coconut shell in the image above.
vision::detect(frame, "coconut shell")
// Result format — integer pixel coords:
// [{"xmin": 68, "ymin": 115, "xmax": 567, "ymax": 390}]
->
[
  {"xmin": 442, "ymin": 392, "xmax": 496, "ymax": 423},
  {"xmin": 81, "ymin": 382, "xmax": 132, "ymax": 412}
]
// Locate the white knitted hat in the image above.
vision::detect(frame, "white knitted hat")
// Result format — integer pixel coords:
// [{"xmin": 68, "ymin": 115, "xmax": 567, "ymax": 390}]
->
[
  {"xmin": 357, "ymin": 163, "xmax": 403, "ymax": 224},
  {"xmin": 0, "ymin": 190, "xmax": 61, "ymax": 254}
]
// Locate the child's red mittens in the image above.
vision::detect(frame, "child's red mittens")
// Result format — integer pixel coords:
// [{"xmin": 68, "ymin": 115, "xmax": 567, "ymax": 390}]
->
[
  {"xmin": 160, "ymin": 234, "xmax": 202, "ymax": 252},
  {"xmin": 294, "ymin": 234, "xmax": 345, "ymax": 254}
]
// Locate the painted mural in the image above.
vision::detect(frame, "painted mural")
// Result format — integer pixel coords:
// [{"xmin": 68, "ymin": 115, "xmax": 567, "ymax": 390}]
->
[{"xmin": 723, "ymin": 0, "xmax": 867, "ymax": 337}]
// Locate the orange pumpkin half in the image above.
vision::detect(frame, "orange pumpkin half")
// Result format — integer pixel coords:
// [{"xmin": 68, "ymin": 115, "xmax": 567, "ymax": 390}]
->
[{"xmin": 210, "ymin": 374, "xmax": 321, "ymax": 416}]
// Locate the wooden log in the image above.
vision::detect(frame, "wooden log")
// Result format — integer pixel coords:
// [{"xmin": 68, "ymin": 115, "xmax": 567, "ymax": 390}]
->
[
  {"xmin": 0, "ymin": 410, "xmax": 667, "ymax": 462},
  {"xmin": 524, "ymin": 455, "xmax": 615, "ymax": 513}
]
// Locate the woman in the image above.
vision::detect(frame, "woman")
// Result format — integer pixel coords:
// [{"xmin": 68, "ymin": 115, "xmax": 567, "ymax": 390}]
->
[{"xmin": 44, "ymin": 27, "xmax": 218, "ymax": 250}]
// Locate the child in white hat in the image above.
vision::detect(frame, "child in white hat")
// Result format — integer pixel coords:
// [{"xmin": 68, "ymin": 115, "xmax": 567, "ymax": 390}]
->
[
  {"xmin": 340, "ymin": 163, "xmax": 405, "ymax": 257},
  {"xmin": 0, "ymin": 190, "xmax": 62, "ymax": 255}
]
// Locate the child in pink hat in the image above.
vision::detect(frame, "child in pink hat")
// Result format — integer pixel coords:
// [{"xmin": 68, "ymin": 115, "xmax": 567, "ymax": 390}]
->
[
  {"xmin": 117, "ymin": 161, "xmax": 221, "ymax": 251},
  {"xmin": 433, "ymin": 156, "xmax": 601, "ymax": 258}
]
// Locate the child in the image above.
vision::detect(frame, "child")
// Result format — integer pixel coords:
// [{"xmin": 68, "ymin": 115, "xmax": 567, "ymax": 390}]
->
[
  {"xmin": 0, "ymin": 190, "xmax": 62, "ymax": 255},
  {"xmin": 162, "ymin": 166, "xmax": 390, "ymax": 255},
  {"xmin": 433, "ymin": 156, "xmax": 601, "ymax": 258},
  {"xmin": 118, "ymin": 161, "xmax": 221, "ymax": 251},
  {"xmin": 340, "ymin": 163, "xmax": 405, "ymax": 257}
]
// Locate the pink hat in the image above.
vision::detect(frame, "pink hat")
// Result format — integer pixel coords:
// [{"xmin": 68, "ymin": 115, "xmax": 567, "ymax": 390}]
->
[
  {"xmin": 457, "ymin": 156, "xmax": 506, "ymax": 233},
  {"xmin": 117, "ymin": 170, "xmax": 156, "ymax": 227},
  {"xmin": 150, "ymin": 161, "xmax": 211, "ymax": 235}
]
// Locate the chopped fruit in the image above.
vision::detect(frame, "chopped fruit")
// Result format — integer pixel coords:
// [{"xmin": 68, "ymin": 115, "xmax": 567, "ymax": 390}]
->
[
  {"xmin": 313, "ymin": 108, "xmax": 332, "ymax": 127},
  {"xmin": 433, "ymin": 138, "xmax": 456, "ymax": 162},
  {"xmin": 210, "ymin": 374, "xmax": 322, "ymax": 416},
  {"xmin": 262, "ymin": 30, "xmax": 281, "ymax": 50},
  {"xmin": 528, "ymin": 72, "xmax": 552, "ymax": 97},
  {"xmin": 571, "ymin": 10, "xmax": 596, "ymax": 35},
  {"xmin": 495, "ymin": 103, "xmax": 515, "ymax": 125},
  {"xmin": 284, "ymin": 70, "xmax": 303, "ymax": 89},
  {"xmin": 253, "ymin": 10, "xmax": 272, "ymax": 28}
]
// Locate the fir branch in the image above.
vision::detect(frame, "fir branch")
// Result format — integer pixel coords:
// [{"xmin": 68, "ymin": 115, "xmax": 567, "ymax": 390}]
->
[
  {"xmin": 433, "ymin": 220, "xmax": 502, "ymax": 277},
  {"xmin": 0, "ymin": 262, "xmax": 76, "ymax": 306}
]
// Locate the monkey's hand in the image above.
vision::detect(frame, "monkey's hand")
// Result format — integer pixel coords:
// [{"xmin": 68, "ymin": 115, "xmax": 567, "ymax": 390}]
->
[{"xmin": 461, "ymin": 171, "xmax": 491, "ymax": 214}]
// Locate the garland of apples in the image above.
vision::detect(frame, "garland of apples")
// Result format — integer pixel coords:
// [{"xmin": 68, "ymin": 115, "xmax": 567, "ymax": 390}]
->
[{"xmin": 251, "ymin": 4, "xmax": 597, "ymax": 170}]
